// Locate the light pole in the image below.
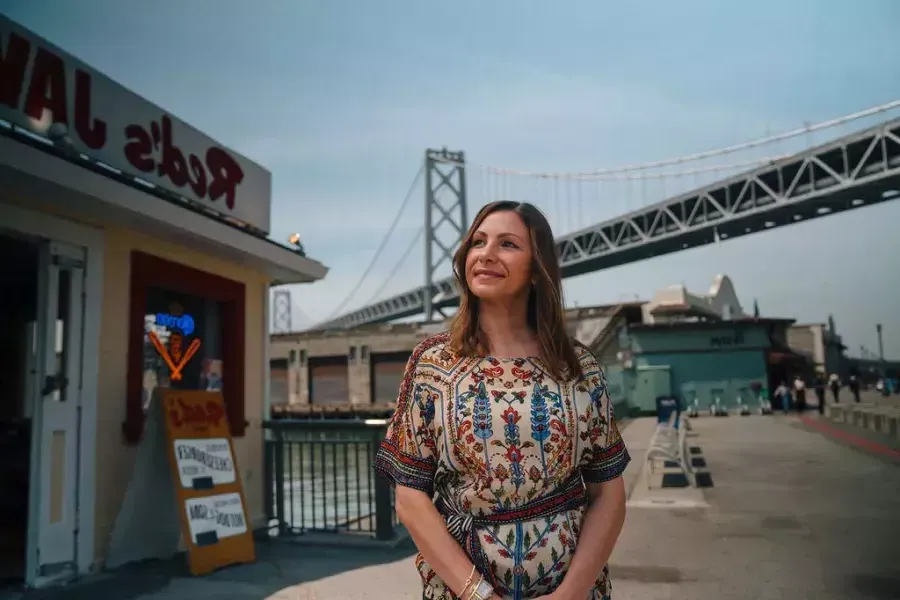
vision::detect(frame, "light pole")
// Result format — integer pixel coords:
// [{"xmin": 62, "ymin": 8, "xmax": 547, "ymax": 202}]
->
[{"xmin": 876, "ymin": 324, "xmax": 884, "ymax": 357}]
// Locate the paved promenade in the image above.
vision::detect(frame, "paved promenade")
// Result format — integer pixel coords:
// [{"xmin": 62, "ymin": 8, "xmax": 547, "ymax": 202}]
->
[
  {"xmin": 12, "ymin": 412, "xmax": 900, "ymax": 600},
  {"xmin": 613, "ymin": 414, "xmax": 900, "ymax": 599}
]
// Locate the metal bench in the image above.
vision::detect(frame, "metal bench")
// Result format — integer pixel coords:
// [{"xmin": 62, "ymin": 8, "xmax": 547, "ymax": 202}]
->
[{"xmin": 645, "ymin": 411, "xmax": 695, "ymax": 488}]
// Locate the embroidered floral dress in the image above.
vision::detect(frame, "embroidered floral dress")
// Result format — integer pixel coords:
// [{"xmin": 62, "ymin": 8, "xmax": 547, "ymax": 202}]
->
[{"xmin": 373, "ymin": 333, "xmax": 631, "ymax": 600}]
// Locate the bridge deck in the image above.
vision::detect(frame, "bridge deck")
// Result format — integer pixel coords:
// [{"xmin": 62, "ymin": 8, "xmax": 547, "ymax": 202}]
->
[{"xmin": 320, "ymin": 116, "xmax": 900, "ymax": 329}]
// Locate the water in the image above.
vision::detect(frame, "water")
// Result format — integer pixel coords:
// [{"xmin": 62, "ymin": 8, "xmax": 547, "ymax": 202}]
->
[{"xmin": 270, "ymin": 428, "xmax": 388, "ymax": 534}]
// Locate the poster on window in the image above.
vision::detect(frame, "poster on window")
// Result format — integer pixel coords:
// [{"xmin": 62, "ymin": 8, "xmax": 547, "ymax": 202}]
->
[
  {"xmin": 200, "ymin": 359, "xmax": 224, "ymax": 391},
  {"xmin": 173, "ymin": 438, "xmax": 236, "ymax": 489},
  {"xmin": 184, "ymin": 492, "xmax": 248, "ymax": 546}
]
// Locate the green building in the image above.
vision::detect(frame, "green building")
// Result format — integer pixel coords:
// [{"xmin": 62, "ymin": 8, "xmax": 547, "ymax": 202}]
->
[
  {"xmin": 624, "ymin": 318, "xmax": 802, "ymax": 414},
  {"xmin": 576, "ymin": 275, "xmax": 813, "ymax": 416}
]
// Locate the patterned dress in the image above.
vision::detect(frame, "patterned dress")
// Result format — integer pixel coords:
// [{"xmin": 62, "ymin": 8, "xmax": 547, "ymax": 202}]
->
[{"xmin": 374, "ymin": 333, "xmax": 631, "ymax": 600}]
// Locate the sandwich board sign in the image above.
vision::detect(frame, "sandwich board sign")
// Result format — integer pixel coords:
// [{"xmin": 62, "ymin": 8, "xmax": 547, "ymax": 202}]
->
[
  {"xmin": 104, "ymin": 387, "xmax": 255, "ymax": 575},
  {"xmin": 162, "ymin": 389, "xmax": 256, "ymax": 575}
]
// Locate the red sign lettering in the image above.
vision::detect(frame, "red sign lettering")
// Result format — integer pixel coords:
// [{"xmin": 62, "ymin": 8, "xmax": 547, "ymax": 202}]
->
[
  {"xmin": 0, "ymin": 30, "xmax": 107, "ymax": 149},
  {"xmin": 0, "ymin": 25, "xmax": 246, "ymax": 212},
  {"xmin": 124, "ymin": 115, "xmax": 245, "ymax": 209},
  {"xmin": 168, "ymin": 397, "xmax": 226, "ymax": 430}
]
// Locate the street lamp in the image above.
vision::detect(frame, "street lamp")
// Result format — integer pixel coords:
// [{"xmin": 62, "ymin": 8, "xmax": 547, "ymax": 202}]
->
[{"xmin": 288, "ymin": 233, "xmax": 306, "ymax": 257}]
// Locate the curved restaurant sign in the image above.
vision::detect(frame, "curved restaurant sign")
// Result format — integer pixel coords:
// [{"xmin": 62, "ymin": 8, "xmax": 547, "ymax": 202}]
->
[{"xmin": 0, "ymin": 16, "xmax": 271, "ymax": 234}]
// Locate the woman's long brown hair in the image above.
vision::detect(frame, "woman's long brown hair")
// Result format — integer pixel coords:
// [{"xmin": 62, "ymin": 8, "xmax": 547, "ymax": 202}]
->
[{"xmin": 447, "ymin": 201, "xmax": 583, "ymax": 382}]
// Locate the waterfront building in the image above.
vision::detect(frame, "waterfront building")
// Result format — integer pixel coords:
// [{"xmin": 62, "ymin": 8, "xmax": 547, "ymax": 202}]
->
[
  {"xmin": 272, "ymin": 275, "xmax": 842, "ymax": 417},
  {"xmin": 0, "ymin": 16, "xmax": 326, "ymax": 587}
]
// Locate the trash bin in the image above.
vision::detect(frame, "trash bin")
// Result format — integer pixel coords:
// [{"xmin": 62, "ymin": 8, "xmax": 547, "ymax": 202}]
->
[{"xmin": 656, "ymin": 395, "xmax": 681, "ymax": 428}]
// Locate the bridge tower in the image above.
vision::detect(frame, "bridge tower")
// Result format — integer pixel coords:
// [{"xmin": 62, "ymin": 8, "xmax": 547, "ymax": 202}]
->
[{"xmin": 424, "ymin": 148, "xmax": 468, "ymax": 322}]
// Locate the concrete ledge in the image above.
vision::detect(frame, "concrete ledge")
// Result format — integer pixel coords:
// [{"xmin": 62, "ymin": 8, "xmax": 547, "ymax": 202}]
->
[{"xmin": 825, "ymin": 403, "xmax": 900, "ymax": 440}]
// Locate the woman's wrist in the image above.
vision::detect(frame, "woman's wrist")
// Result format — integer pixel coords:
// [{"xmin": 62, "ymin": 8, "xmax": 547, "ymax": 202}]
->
[{"xmin": 553, "ymin": 578, "xmax": 589, "ymax": 600}]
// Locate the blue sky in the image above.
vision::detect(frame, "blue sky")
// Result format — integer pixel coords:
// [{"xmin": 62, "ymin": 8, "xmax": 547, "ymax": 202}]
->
[{"xmin": 6, "ymin": 0, "xmax": 900, "ymax": 358}]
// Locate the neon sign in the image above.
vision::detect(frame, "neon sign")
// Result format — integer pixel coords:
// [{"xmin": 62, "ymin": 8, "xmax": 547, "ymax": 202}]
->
[
  {"xmin": 148, "ymin": 307, "xmax": 201, "ymax": 381},
  {"xmin": 156, "ymin": 312, "xmax": 195, "ymax": 336},
  {"xmin": 149, "ymin": 332, "xmax": 201, "ymax": 381}
]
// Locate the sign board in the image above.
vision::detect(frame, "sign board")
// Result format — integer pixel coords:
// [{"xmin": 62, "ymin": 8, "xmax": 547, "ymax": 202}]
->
[
  {"xmin": 184, "ymin": 493, "xmax": 249, "ymax": 545},
  {"xmin": 161, "ymin": 389, "xmax": 255, "ymax": 575},
  {"xmin": 0, "ymin": 16, "xmax": 272, "ymax": 234},
  {"xmin": 174, "ymin": 438, "xmax": 237, "ymax": 488}
]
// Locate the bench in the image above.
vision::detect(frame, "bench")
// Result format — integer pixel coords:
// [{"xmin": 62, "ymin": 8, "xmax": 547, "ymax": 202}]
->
[{"xmin": 645, "ymin": 411, "xmax": 695, "ymax": 488}]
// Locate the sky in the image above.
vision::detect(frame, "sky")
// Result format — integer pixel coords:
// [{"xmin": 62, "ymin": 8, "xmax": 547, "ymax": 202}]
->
[{"xmin": 5, "ymin": 0, "xmax": 900, "ymax": 359}]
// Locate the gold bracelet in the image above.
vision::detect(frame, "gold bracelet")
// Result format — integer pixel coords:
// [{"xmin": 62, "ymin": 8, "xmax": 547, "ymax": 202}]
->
[
  {"xmin": 466, "ymin": 576, "xmax": 494, "ymax": 600},
  {"xmin": 462, "ymin": 575, "xmax": 481, "ymax": 600},
  {"xmin": 464, "ymin": 575, "xmax": 485, "ymax": 600},
  {"xmin": 460, "ymin": 565, "xmax": 477, "ymax": 599}
]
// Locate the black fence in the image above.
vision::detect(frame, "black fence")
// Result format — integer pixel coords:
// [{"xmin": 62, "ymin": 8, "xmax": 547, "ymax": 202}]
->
[{"xmin": 262, "ymin": 419, "xmax": 398, "ymax": 541}]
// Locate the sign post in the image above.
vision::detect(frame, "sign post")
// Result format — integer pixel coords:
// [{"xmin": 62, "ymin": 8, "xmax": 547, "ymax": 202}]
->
[{"xmin": 161, "ymin": 389, "xmax": 255, "ymax": 575}]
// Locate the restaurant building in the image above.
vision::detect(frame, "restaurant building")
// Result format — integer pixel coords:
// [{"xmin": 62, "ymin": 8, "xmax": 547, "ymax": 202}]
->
[{"xmin": 0, "ymin": 16, "xmax": 327, "ymax": 587}]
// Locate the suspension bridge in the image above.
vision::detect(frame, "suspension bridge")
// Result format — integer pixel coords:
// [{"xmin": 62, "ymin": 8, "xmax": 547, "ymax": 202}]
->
[{"xmin": 273, "ymin": 101, "xmax": 900, "ymax": 332}]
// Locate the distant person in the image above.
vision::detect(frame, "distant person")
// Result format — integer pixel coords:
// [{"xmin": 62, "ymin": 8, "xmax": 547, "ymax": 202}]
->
[
  {"xmin": 829, "ymin": 373, "xmax": 841, "ymax": 403},
  {"xmin": 373, "ymin": 201, "xmax": 628, "ymax": 599},
  {"xmin": 814, "ymin": 375, "xmax": 826, "ymax": 415},
  {"xmin": 793, "ymin": 376, "xmax": 807, "ymax": 412},
  {"xmin": 775, "ymin": 382, "xmax": 790, "ymax": 413},
  {"xmin": 848, "ymin": 374, "xmax": 861, "ymax": 403}
]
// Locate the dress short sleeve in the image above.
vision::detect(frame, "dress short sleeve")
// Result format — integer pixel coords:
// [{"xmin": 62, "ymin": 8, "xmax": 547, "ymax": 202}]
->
[
  {"xmin": 373, "ymin": 349, "xmax": 439, "ymax": 496},
  {"xmin": 577, "ymin": 350, "xmax": 631, "ymax": 484}
]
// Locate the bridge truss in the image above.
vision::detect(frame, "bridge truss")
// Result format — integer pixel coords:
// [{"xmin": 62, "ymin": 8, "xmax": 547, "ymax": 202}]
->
[{"xmin": 316, "ymin": 116, "xmax": 900, "ymax": 330}]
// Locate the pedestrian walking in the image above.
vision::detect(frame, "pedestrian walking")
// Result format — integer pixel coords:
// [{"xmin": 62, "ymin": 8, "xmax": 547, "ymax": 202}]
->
[
  {"xmin": 793, "ymin": 376, "xmax": 807, "ymax": 413},
  {"xmin": 814, "ymin": 375, "xmax": 826, "ymax": 415},
  {"xmin": 829, "ymin": 373, "xmax": 841, "ymax": 403},
  {"xmin": 775, "ymin": 382, "xmax": 791, "ymax": 413},
  {"xmin": 849, "ymin": 374, "xmax": 861, "ymax": 403}
]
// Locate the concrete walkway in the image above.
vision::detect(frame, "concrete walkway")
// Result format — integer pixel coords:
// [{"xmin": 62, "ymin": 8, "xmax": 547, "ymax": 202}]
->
[
  {"xmin": 612, "ymin": 414, "xmax": 900, "ymax": 599},
  {"xmin": 9, "ymin": 413, "xmax": 900, "ymax": 599}
]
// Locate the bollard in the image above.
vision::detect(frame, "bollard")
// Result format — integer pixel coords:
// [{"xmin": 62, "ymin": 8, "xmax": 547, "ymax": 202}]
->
[{"xmin": 888, "ymin": 414, "xmax": 900, "ymax": 439}]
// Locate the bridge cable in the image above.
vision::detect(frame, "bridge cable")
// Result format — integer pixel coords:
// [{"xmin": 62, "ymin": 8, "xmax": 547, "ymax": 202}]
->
[
  {"xmin": 437, "ymin": 99, "xmax": 900, "ymax": 178},
  {"xmin": 320, "ymin": 164, "xmax": 425, "ymax": 321},
  {"xmin": 361, "ymin": 225, "xmax": 425, "ymax": 307}
]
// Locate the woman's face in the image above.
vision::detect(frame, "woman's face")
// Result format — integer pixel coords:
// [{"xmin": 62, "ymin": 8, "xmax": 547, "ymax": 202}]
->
[{"xmin": 464, "ymin": 210, "xmax": 533, "ymax": 302}]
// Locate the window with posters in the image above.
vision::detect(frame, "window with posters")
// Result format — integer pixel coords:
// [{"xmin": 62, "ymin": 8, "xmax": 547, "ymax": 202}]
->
[
  {"xmin": 125, "ymin": 252, "xmax": 246, "ymax": 444},
  {"xmin": 142, "ymin": 290, "xmax": 225, "ymax": 410}
]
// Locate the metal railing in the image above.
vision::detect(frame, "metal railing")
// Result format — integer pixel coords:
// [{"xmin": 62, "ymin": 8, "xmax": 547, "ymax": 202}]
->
[
  {"xmin": 262, "ymin": 400, "xmax": 633, "ymax": 543},
  {"xmin": 262, "ymin": 419, "xmax": 398, "ymax": 541}
]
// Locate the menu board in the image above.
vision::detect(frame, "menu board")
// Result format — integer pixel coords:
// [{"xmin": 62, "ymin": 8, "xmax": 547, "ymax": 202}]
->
[
  {"xmin": 160, "ymin": 389, "xmax": 255, "ymax": 575},
  {"xmin": 173, "ymin": 438, "xmax": 237, "ymax": 488}
]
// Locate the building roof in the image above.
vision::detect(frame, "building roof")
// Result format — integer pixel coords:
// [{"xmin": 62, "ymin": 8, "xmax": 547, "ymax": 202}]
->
[
  {"xmin": 644, "ymin": 274, "xmax": 746, "ymax": 322},
  {"xmin": 630, "ymin": 317, "xmax": 796, "ymax": 331},
  {"xmin": 1, "ymin": 131, "xmax": 328, "ymax": 284}
]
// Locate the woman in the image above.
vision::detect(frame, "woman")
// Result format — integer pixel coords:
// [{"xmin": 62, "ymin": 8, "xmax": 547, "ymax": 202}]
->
[{"xmin": 373, "ymin": 201, "xmax": 630, "ymax": 599}]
